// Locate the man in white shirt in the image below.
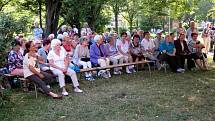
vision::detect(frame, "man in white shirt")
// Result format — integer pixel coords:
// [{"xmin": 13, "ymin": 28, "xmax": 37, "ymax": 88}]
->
[
  {"xmin": 141, "ymin": 32, "xmax": 161, "ymax": 70},
  {"xmin": 186, "ymin": 21, "xmax": 198, "ymax": 41}
]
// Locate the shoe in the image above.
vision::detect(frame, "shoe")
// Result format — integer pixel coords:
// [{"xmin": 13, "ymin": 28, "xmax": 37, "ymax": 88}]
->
[
  {"xmin": 85, "ymin": 77, "xmax": 91, "ymax": 81},
  {"xmin": 132, "ymin": 69, "xmax": 136, "ymax": 73},
  {"xmin": 114, "ymin": 71, "xmax": 119, "ymax": 75},
  {"xmin": 52, "ymin": 95, "xmax": 63, "ymax": 99},
  {"xmin": 62, "ymin": 91, "xmax": 69, "ymax": 96},
  {"xmin": 107, "ymin": 71, "xmax": 111, "ymax": 78},
  {"xmin": 157, "ymin": 66, "xmax": 162, "ymax": 70},
  {"xmin": 102, "ymin": 73, "xmax": 109, "ymax": 79},
  {"xmin": 90, "ymin": 76, "xmax": 95, "ymax": 81},
  {"xmin": 98, "ymin": 70, "xmax": 104, "ymax": 77},
  {"xmin": 176, "ymin": 68, "xmax": 184, "ymax": 73},
  {"xmin": 126, "ymin": 70, "xmax": 132, "ymax": 74},
  {"xmin": 74, "ymin": 87, "xmax": 83, "ymax": 93},
  {"xmin": 47, "ymin": 85, "xmax": 51, "ymax": 89},
  {"xmin": 178, "ymin": 68, "xmax": 185, "ymax": 72}
]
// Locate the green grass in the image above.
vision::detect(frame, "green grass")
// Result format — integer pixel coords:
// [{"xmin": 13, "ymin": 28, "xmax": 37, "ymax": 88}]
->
[{"xmin": 1, "ymin": 62, "xmax": 215, "ymax": 121}]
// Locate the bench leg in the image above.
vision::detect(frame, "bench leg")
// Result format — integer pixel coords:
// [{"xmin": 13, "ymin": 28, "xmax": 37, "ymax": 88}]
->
[
  {"xmin": 34, "ymin": 84, "xmax": 37, "ymax": 99},
  {"xmin": 146, "ymin": 63, "xmax": 151, "ymax": 77}
]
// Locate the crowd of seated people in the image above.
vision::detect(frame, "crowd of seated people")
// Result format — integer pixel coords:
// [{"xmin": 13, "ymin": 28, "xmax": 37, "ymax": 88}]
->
[{"xmin": 0, "ymin": 22, "xmax": 209, "ymax": 99}]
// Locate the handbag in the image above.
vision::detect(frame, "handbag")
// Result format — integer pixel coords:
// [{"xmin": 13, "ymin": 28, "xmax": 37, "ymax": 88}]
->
[
  {"xmin": 69, "ymin": 64, "xmax": 80, "ymax": 72},
  {"xmin": 81, "ymin": 57, "xmax": 90, "ymax": 62}
]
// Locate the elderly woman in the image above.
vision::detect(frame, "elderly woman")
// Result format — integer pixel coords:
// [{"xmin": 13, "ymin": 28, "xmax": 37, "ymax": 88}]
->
[
  {"xmin": 90, "ymin": 35, "xmax": 111, "ymax": 78},
  {"xmin": 47, "ymin": 39, "xmax": 83, "ymax": 96},
  {"xmin": 106, "ymin": 36, "xmax": 124, "ymax": 75},
  {"xmin": 38, "ymin": 39, "xmax": 51, "ymax": 71},
  {"xmin": 159, "ymin": 35, "xmax": 185, "ymax": 73},
  {"xmin": 129, "ymin": 34, "xmax": 145, "ymax": 62},
  {"xmin": 23, "ymin": 41, "xmax": 62, "ymax": 99},
  {"xmin": 8, "ymin": 40, "xmax": 24, "ymax": 76},
  {"xmin": 73, "ymin": 37, "xmax": 94, "ymax": 81},
  {"xmin": 116, "ymin": 32, "xmax": 135, "ymax": 74},
  {"xmin": 188, "ymin": 32, "xmax": 207, "ymax": 70},
  {"xmin": 174, "ymin": 33, "xmax": 195, "ymax": 70}
]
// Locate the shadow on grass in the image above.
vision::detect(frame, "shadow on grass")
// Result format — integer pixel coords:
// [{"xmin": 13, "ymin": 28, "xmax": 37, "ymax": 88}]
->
[{"xmin": 1, "ymin": 67, "xmax": 215, "ymax": 121}]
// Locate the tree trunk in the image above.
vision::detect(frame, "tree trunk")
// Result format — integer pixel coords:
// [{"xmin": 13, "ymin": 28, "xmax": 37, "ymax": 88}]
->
[
  {"xmin": 45, "ymin": 0, "xmax": 62, "ymax": 37},
  {"xmin": 115, "ymin": 13, "xmax": 119, "ymax": 34},
  {"xmin": 38, "ymin": 0, "xmax": 42, "ymax": 28}
]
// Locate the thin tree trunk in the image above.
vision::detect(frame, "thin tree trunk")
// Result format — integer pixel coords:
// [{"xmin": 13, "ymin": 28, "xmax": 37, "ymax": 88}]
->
[
  {"xmin": 115, "ymin": 13, "xmax": 118, "ymax": 34},
  {"xmin": 38, "ymin": 0, "xmax": 42, "ymax": 28}
]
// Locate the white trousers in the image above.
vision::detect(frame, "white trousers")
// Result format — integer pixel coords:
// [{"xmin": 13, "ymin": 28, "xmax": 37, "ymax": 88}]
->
[
  {"xmin": 79, "ymin": 60, "xmax": 92, "ymax": 77},
  {"xmin": 109, "ymin": 54, "xmax": 124, "ymax": 71},
  {"xmin": 203, "ymin": 37, "xmax": 211, "ymax": 53},
  {"xmin": 98, "ymin": 58, "xmax": 110, "ymax": 73},
  {"xmin": 52, "ymin": 68, "xmax": 79, "ymax": 88}
]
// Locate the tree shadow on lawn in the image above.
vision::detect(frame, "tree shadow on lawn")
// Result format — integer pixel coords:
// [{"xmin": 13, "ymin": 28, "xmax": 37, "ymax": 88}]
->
[{"xmin": 1, "ymin": 68, "xmax": 215, "ymax": 121}]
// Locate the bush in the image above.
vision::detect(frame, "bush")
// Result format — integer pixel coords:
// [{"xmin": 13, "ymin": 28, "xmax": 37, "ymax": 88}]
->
[{"xmin": 0, "ymin": 13, "xmax": 28, "ymax": 66}]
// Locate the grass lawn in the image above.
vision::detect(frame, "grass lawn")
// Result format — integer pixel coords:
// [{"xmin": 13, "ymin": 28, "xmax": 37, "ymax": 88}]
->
[{"xmin": 1, "ymin": 60, "xmax": 215, "ymax": 121}]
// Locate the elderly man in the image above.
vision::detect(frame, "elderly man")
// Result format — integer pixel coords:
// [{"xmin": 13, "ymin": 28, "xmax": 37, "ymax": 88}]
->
[
  {"xmin": 141, "ymin": 31, "xmax": 161, "ymax": 70},
  {"xmin": 90, "ymin": 35, "xmax": 111, "ymax": 78},
  {"xmin": 153, "ymin": 29, "xmax": 163, "ymax": 57},
  {"xmin": 186, "ymin": 21, "xmax": 198, "ymax": 41}
]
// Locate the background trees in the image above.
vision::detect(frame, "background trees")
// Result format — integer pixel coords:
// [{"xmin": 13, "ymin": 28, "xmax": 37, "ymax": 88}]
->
[{"xmin": 0, "ymin": 0, "xmax": 215, "ymax": 36}]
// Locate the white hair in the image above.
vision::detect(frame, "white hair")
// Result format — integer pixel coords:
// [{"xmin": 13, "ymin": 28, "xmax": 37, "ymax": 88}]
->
[
  {"xmin": 51, "ymin": 39, "xmax": 61, "ymax": 49},
  {"xmin": 94, "ymin": 35, "xmax": 103, "ymax": 43},
  {"xmin": 48, "ymin": 34, "xmax": 55, "ymax": 39},
  {"xmin": 57, "ymin": 34, "xmax": 63, "ymax": 40}
]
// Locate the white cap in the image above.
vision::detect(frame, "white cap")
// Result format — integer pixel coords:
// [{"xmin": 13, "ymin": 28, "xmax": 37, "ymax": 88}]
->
[{"xmin": 156, "ymin": 29, "xmax": 163, "ymax": 34}]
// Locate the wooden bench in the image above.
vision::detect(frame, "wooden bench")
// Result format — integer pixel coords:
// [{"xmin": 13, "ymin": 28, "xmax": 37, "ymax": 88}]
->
[
  {"xmin": 79, "ymin": 60, "xmax": 153, "ymax": 80},
  {"xmin": 2, "ymin": 74, "xmax": 38, "ymax": 98}
]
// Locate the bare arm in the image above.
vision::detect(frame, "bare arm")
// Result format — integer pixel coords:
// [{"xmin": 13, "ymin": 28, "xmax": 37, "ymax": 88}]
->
[{"xmin": 29, "ymin": 65, "xmax": 43, "ymax": 78}]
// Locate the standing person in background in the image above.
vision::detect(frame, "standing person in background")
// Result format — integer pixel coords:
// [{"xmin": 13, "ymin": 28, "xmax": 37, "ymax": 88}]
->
[
  {"xmin": 186, "ymin": 21, "xmax": 198, "ymax": 41},
  {"xmin": 33, "ymin": 21, "xmax": 43, "ymax": 39},
  {"xmin": 176, "ymin": 22, "xmax": 186, "ymax": 37},
  {"xmin": 202, "ymin": 22, "xmax": 212, "ymax": 54}
]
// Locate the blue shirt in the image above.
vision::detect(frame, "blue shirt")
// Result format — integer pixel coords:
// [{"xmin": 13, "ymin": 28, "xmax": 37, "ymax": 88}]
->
[
  {"xmin": 159, "ymin": 41, "xmax": 175, "ymax": 54},
  {"xmin": 33, "ymin": 28, "xmax": 43, "ymax": 39}
]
